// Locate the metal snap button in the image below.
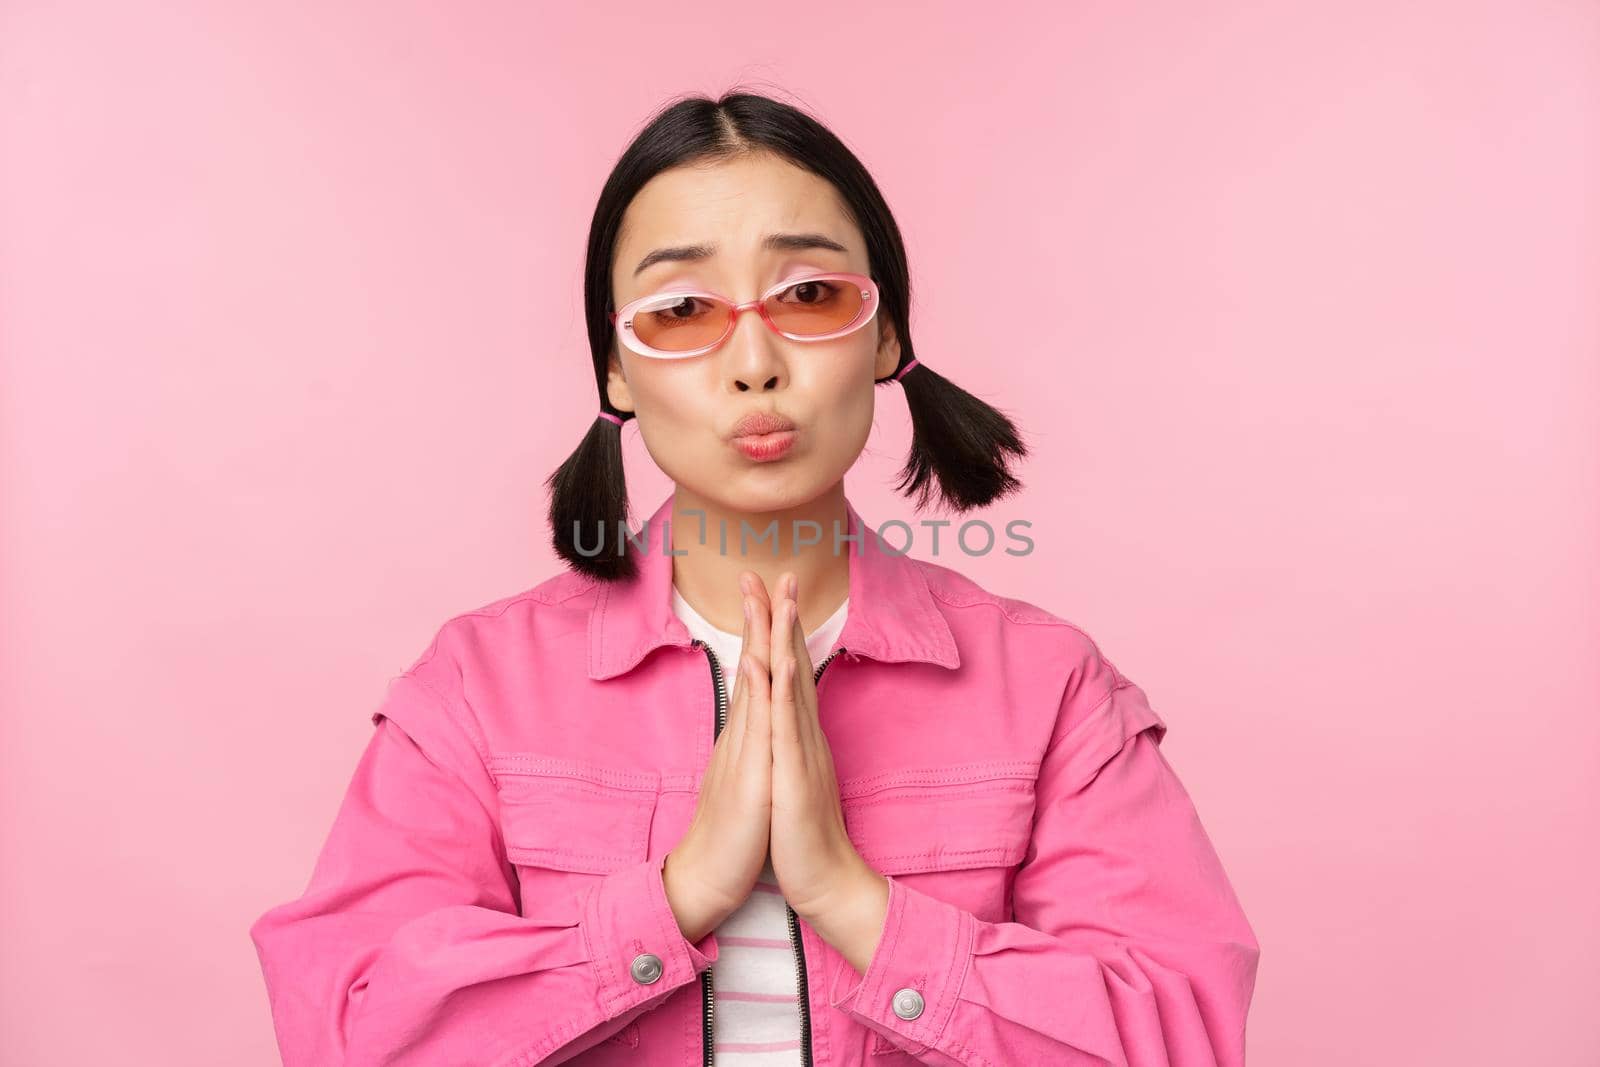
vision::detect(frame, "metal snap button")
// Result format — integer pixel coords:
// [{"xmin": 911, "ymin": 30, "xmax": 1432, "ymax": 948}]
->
[
  {"xmin": 630, "ymin": 952, "xmax": 664, "ymax": 984},
  {"xmin": 891, "ymin": 987, "xmax": 925, "ymax": 1020}
]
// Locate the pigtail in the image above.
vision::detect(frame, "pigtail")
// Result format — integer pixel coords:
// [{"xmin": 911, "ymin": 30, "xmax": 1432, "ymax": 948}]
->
[
  {"xmin": 888, "ymin": 359, "xmax": 1028, "ymax": 511},
  {"xmin": 544, "ymin": 412, "xmax": 639, "ymax": 583}
]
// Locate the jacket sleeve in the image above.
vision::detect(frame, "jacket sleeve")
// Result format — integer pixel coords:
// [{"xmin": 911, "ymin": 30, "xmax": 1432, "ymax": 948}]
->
[
  {"xmin": 248, "ymin": 670, "xmax": 719, "ymax": 1067},
  {"xmin": 827, "ymin": 650, "xmax": 1261, "ymax": 1066}
]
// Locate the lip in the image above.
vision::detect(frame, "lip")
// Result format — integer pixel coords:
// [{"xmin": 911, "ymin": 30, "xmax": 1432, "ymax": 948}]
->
[
  {"xmin": 728, "ymin": 412, "xmax": 798, "ymax": 462},
  {"xmin": 730, "ymin": 411, "xmax": 796, "ymax": 438},
  {"xmin": 731, "ymin": 429, "xmax": 796, "ymax": 462}
]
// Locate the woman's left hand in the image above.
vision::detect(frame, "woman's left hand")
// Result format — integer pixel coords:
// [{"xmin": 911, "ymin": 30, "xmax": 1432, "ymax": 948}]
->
[{"xmin": 752, "ymin": 571, "xmax": 875, "ymax": 922}]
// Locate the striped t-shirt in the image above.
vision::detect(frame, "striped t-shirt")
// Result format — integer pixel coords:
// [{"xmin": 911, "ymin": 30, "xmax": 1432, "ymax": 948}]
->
[{"xmin": 670, "ymin": 584, "xmax": 849, "ymax": 1065}]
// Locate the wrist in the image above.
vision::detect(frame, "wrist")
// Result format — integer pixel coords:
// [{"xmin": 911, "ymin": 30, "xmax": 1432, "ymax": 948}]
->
[
  {"xmin": 796, "ymin": 863, "xmax": 891, "ymax": 974},
  {"xmin": 662, "ymin": 849, "xmax": 727, "ymax": 944}
]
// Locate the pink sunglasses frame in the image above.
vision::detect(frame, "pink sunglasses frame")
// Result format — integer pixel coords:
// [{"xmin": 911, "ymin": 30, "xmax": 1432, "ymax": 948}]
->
[{"xmin": 607, "ymin": 271, "xmax": 880, "ymax": 360}]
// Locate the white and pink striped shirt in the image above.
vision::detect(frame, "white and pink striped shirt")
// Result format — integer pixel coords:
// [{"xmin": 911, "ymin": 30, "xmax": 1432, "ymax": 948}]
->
[{"xmin": 670, "ymin": 584, "xmax": 849, "ymax": 1065}]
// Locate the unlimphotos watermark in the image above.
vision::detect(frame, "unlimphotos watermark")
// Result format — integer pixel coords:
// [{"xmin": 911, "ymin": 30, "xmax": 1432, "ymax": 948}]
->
[{"xmin": 569, "ymin": 509, "xmax": 1035, "ymax": 559}]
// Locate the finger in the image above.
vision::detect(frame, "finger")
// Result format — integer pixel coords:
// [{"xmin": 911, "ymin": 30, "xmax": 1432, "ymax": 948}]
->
[
  {"xmin": 743, "ymin": 571, "xmax": 773, "ymax": 679},
  {"xmin": 744, "ymin": 650, "xmax": 772, "ymax": 752},
  {"xmin": 733, "ymin": 590, "xmax": 752, "ymax": 704},
  {"xmin": 786, "ymin": 573, "xmax": 815, "ymax": 685},
  {"xmin": 768, "ymin": 575, "xmax": 795, "ymax": 701},
  {"xmin": 780, "ymin": 574, "xmax": 823, "ymax": 753},
  {"xmin": 747, "ymin": 569, "xmax": 773, "ymax": 614},
  {"xmin": 772, "ymin": 595, "xmax": 808, "ymax": 766},
  {"xmin": 770, "ymin": 618, "xmax": 798, "ymax": 758},
  {"xmin": 744, "ymin": 647, "xmax": 773, "ymax": 765},
  {"xmin": 737, "ymin": 584, "xmax": 771, "ymax": 744}
]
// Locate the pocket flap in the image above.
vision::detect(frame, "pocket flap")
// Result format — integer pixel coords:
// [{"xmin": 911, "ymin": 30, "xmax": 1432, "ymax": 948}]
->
[
  {"xmin": 841, "ymin": 760, "xmax": 1038, "ymax": 875},
  {"xmin": 490, "ymin": 754, "xmax": 659, "ymax": 875}
]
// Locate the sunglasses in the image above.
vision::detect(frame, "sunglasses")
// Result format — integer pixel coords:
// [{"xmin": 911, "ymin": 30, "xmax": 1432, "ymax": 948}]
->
[{"xmin": 608, "ymin": 272, "xmax": 879, "ymax": 360}]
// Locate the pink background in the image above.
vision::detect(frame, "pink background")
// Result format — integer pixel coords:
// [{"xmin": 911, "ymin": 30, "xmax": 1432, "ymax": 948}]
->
[{"xmin": 3, "ymin": 3, "xmax": 1596, "ymax": 1064}]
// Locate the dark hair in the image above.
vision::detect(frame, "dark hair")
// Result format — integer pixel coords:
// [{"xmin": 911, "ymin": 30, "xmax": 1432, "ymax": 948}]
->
[{"xmin": 546, "ymin": 89, "xmax": 1028, "ymax": 582}]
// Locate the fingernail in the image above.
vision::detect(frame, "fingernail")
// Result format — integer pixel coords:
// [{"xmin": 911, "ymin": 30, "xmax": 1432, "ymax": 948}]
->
[{"xmin": 742, "ymin": 597, "xmax": 751, "ymax": 625}]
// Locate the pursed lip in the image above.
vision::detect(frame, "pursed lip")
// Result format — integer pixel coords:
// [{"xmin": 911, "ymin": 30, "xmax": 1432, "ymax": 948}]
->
[{"xmin": 729, "ymin": 411, "xmax": 796, "ymax": 439}]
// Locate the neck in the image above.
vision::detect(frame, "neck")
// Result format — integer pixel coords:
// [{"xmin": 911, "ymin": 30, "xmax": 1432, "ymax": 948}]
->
[{"xmin": 668, "ymin": 484, "xmax": 851, "ymax": 637}]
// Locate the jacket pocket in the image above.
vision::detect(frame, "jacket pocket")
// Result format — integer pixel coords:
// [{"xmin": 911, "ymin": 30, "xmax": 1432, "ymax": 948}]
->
[
  {"xmin": 488, "ymin": 754, "xmax": 660, "ymax": 1054},
  {"xmin": 841, "ymin": 758, "xmax": 1037, "ymax": 876},
  {"xmin": 489, "ymin": 753, "xmax": 660, "ymax": 875},
  {"xmin": 838, "ymin": 760, "xmax": 1038, "ymax": 1060}
]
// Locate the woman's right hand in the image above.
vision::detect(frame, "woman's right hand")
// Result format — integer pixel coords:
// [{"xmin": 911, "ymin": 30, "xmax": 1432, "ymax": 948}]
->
[{"xmin": 662, "ymin": 572, "xmax": 776, "ymax": 944}]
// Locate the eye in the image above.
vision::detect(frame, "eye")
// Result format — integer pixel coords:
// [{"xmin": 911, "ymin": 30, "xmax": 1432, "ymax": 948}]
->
[
  {"xmin": 775, "ymin": 278, "xmax": 842, "ymax": 307},
  {"xmin": 639, "ymin": 295, "xmax": 713, "ymax": 328}
]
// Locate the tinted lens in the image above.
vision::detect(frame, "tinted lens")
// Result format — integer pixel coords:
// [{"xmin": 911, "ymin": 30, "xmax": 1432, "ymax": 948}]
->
[
  {"xmin": 628, "ymin": 294, "xmax": 733, "ymax": 354},
  {"xmin": 764, "ymin": 277, "xmax": 867, "ymax": 336}
]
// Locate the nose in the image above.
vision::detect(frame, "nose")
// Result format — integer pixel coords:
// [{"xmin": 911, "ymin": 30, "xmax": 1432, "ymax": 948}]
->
[{"xmin": 723, "ymin": 300, "xmax": 785, "ymax": 393}]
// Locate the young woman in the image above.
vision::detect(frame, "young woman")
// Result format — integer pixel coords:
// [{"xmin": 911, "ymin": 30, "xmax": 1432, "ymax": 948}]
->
[{"xmin": 251, "ymin": 91, "xmax": 1260, "ymax": 1067}]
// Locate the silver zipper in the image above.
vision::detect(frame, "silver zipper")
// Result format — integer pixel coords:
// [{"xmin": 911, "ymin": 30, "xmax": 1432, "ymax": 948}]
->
[
  {"xmin": 696, "ymin": 639, "xmax": 728, "ymax": 1067},
  {"xmin": 695, "ymin": 638, "xmax": 847, "ymax": 1067}
]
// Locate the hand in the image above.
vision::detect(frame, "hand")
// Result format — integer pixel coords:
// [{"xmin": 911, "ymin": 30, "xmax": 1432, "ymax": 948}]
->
[
  {"xmin": 662, "ymin": 572, "xmax": 777, "ymax": 943},
  {"xmin": 745, "ymin": 571, "xmax": 879, "ymax": 922}
]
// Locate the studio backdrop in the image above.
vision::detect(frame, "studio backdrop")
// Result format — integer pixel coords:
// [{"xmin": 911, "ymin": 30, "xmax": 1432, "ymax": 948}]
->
[{"xmin": 1, "ymin": 2, "xmax": 1596, "ymax": 1065}]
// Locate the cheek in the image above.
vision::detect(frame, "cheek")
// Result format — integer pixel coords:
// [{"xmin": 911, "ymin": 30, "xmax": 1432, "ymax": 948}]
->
[
  {"xmin": 807, "ymin": 348, "xmax": 877, "ymax": 433},
  {"xmin": 626, "ymin": 366, "xmax": 716, "ymax": 461},
  {"xmin": 630, "ymin": 354, "xmax": 723, "ymax": 419}
]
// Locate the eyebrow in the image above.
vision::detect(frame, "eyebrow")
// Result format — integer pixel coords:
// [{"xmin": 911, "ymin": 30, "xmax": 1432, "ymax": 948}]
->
[{"xmin": 632, "ymin": 232, "xmax": 849, "ymax": 278}]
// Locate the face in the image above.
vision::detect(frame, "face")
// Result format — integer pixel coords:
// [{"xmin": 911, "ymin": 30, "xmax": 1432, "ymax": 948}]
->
[{"xmin": 605, "ymin": 152, "xmax": 901, "ymax": 516}]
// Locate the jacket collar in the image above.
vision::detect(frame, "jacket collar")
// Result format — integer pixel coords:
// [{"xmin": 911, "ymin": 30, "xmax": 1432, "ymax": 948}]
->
[{"xmin": 587, "ymin": 490, "xmax": 960, "ymax": 680}]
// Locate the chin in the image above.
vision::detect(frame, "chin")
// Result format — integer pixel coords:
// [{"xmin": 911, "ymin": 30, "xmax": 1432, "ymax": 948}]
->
[{"xmin": 704, "ymin": 471, "xmax": 827, "ymax": 514}]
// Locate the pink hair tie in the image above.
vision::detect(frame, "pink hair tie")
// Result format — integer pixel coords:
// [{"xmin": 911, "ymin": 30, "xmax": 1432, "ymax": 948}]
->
[
  {"xmin": 892, "ymin": 358, "xmax": 920, "ymax": 382},
  {"xmin": 597, "ymin": 411, "xmax": 624, "ymax": 426}
]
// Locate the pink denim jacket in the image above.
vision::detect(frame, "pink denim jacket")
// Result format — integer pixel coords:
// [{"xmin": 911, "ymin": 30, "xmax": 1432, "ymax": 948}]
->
[{"xmin": 250, "ymin": 491, "xmax": 1260, "ymax": 1066}]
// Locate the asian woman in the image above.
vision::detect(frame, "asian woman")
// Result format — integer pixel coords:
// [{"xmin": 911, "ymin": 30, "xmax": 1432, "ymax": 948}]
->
[{"xmin": 250, "ymin": 89, "xmax": 1261, "ymax": 1067}]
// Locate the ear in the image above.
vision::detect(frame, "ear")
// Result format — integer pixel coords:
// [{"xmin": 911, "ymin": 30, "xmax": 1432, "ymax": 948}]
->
[
  {"xmin": 873, "ymin": 318, "xmax": 902, "ymax": 380},
  {"xmin": 605, "ymin": 345, "xmax": 636, "ymax": 414}
]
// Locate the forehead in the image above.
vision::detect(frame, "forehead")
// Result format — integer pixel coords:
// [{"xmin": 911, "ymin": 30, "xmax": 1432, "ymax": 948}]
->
[{"xmin": 614, "ymin": 154, "xmax": 864, "ymax": 283}]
